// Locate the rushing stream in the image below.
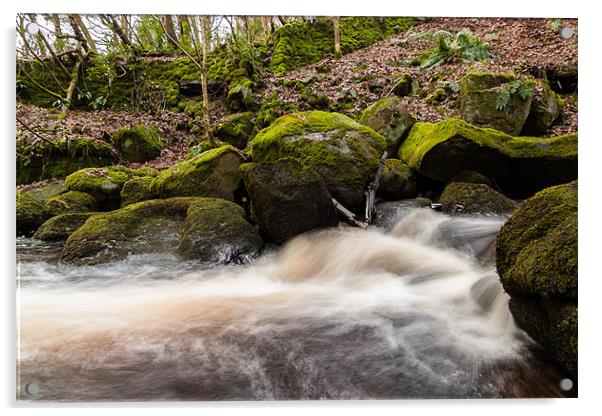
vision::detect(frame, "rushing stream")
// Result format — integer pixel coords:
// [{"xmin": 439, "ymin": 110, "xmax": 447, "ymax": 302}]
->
[{"xmin": 17, "ymin": 207, "xmax": 571, "ymax": 401}]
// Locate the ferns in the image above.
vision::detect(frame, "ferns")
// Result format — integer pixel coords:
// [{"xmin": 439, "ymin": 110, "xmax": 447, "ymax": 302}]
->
[
  {"xmin": 420, "ymin": 28, "xmax": 490, "ymax": 69},
  {"xmin": 227, "ymin": 78, "xmax": 254, "ymax": 106},
  {"xmin": 495, "ymin": 79, "xmax": 535, "ymax": 112}
]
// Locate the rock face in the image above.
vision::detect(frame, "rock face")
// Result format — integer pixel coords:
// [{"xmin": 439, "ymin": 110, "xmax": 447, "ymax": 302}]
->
[
  {"xmin": 240, "ymin": 159, "xmax": 339, "ymax": 243},
  {"xmin": 378, "ymin": 159, "xmax": 418, "ymax": 201},
  {"xmin": 34, "ymin": 212, "xmax": 96, "ymax": 241},
  {"xmin": 439, "ymin": 182, "xmax": 517, "ymax": 214},
  {"xmin": 211, "ymin": 112, "xmax": 254, "ymax": 149},
  {"xmin": 359, "ymin": 97, "xmax": 416, "ymax": 154},
  {"xmin": 61, "ymin": 197, "xmax": 262, "ymax": 265},
  {"xmin": 16, "ymin": 190, "xmax": 45, "ymax": 236},
  {"xmin": 399, "ymin": 119, "xmax": 577, "ymax": 197},
  {"xmin": 496, "ymin": 181, "xmax": 577, "ymax": 376},
  {"xmin": 112, "ymin": 125, "xmax": 165, "ymax": 163},
  {"xmin": 149, "ymin": 145, "xmax": 242, "ymax": 201},
  {"xmin": 178, "ymin": 198, "xmax": 263, "ymax": 263},
  {"xmin": 65, "ymin": 167, "xmax": 130, "ymax": 208},
  {"xmin": 247, "ymin": 111, "xmax": 387, "ymax": 209},
  {"xmin": 521, "ymin": 81, "xmax": 562, "ymax": 136},
  {"xmin": 459, "ymin": 73, "xmax": 534, "ymax": 135},
  {"xmin": 120, "ymin": 177, "xmax": 153, "ymax": 207},
  {"xmin": 43, "ymin": 191, "xmax": 97, "ymax": 217}
]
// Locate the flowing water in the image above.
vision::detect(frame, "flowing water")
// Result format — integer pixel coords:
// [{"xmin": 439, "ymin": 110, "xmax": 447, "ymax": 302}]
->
[{"xmin": 16, "ymin": 207, "xmax": 570, "ymax": 401}]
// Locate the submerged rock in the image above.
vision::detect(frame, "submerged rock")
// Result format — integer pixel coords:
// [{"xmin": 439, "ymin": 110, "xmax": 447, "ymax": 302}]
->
[
  {"xmin": 178, "ymin": 198, "xmax": 263, "ymax": 263},
  {"xmin": 16, "ymin": 190, "xmax": 45, "ymax": 236},
  {"xmin": 149, "ymin": 145, "xmax": 242, "ymax": 201},
  {"xmin": 359, "ymin": 97, "xmax": 416, "ymax": 154},
  {"xmin": 34, "ymin": 212, "xmax": 96, "ymax": 241},
  {"xmin": 247, "ymin": 111, "xmax": 387, "ymax": 209},
  {"xmin": 399, "ymin": 119, "xmax": 577, "ymax": 197},
  {"xmin": 439, "ymin": 182, "xmax": 517, "ymax": 215},
  {"xmin": 496, "ymin": 181, "xmax": 577, "ymax": 376},
  {"xmin": 43, "ymin": 191, "xmax": 97, "ymax": 217},
  {"xmin": 378, "ymin": 159, "xmax": 418, "ymax": 201},
  {"xmin": 240, "ymin": 159, "xmax": 338, "ymax": 243},
  {"xmin": 112, "ymin": 125, "xmax": 165, "ymax": 163}
]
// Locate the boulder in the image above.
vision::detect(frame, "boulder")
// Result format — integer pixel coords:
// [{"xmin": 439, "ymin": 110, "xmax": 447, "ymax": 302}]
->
[
  {"xmin": 178, "ymin": 198, "xmax": 263, "ymax": 263},
  {"xmin": 43, "ymin": 191, "xmax": 97, "ymax": 217},
  {"xmin": 496, "ymin": 181, "xmax": 577, "ymax": 376},
  {"xmin": 22, "ymin": 179, "xmax": 67, "ymax": 202},
  {"xmin": 34, "ymin": 212, "xmax": 96, "ymax": 241},
  {"xmin": 247, "ymin": 111, "xmax": 387, "ymax": 209},
  {"xmin": 16, "ymin": 190, "xmax": 45, "ymax": 236},
  {"xmin": 120, "ymin": 177, "xmax": 153, "ymax": 207},
  {"xmin": 399, "ymin": 119, "xmax": 577, "ymax": 198},
  {"xmin": 112, "ymin": 125, "xmax": 165, "ymax": 163},
  {"xmin": 438, "ymin": 182, "xmax": 517, "ymax": 215},
  {"xmin": 240, "ymin": 159, "xmax": 339, "ymax": 243},
  {"xmin": 378, "ymin": 159, "xmax": 418, "ymax": 201},
  {"xmin": 150, "ymin": 145, "xmax": 242, "ymax": 200},
  {"xmin": 211, "ymin": 112, "xmax": 254, "ymax": 149},
  {"xmin": 359, "ymin": 97, "xmax": 416, "ymax": 154},
  {"xmin": 459, "ymin": 73, "xmax": 534, "ymax": 135},
  {"xmin": 65, "ymin": 167, "xmax": 130, "ymax": 208},
  {"xmin": 521, "ymin": 81, "xmax": 562, "ymax": 136},
  {"xmin": 392, "ymin": 73, "xmax": 413, "ymax": 97},
  {"xmin": 449, "ymin": 170, "xmax": 496, "ymax": 189}
]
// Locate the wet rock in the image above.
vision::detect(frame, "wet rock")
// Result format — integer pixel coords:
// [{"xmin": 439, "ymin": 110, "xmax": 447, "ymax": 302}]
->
[
  {"xmin": 378, "ymin": 159, "xmax": 418, "ymax": 201},
  {"xmin": 43, "ymin": 191, "xmax": 97, "ymax": 217},
  {"xmin": 439, "ymin": 182, "xmax": 517, "ymax": 215},
  {"xmin": 34, "ymin": 212, "xmax": 96, "ymax": 241},
  {"xmin": 16, "ymin": 190, "xmax": 45, "ymax": 236}
]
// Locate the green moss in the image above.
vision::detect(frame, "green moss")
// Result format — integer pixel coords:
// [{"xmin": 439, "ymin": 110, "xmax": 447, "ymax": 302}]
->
[
  {"xmin": 33, "ymin": 212, "xmax": 97, "ymax": 241},
  {"xmin": 16, "ymin": 190, "xmax": 45, "ymax": 236},
  {"xmin": 149, "ymin": 145, "xmax": 242, "ymax": 200},
  {"xmin": 211, "ymin": 112, "xmax": 254, "ymax": 149},
  {"xmin": 64, "ymin": 167, "xmax": 131, "ymax": 206},
  {"xmin": 439, "ymin": 182, "xmax": 517, "ymax": 214},
  {"xmin": 120, "ymin": 176, "xmax": 154, "ymax": 207},
  {"xmin": 425, "ymin": 88, "xmax": 447, "ymax": 105},
  {"xmin": 359, "ymin": 97, "xmax": 416, "ymax": 153},
  {"xmin": 378, "ymin": 159, "xmax": 418, "ymax": 200},
  {"xmin": 112, "ymin": 125, "xmax": 165, "ymax": 163},
  {"xmin": 392, "ymin": 73, "xmax": 413, "ymax": 97},
  {"xmin": 43, "ymin": 191, "xmax": 97, "ymax": 217},
  {"xmin": 22, "ymin": 180, "xmax": 67, "ymax": 202}
]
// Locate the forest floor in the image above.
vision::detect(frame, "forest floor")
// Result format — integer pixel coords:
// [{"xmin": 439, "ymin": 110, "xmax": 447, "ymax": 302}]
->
[{"xmin": 16, "ymin": 16, "xmax": 578, "ymax": 190}]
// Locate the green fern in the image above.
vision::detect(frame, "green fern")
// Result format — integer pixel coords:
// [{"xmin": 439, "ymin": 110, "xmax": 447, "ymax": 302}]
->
[
  {"xmin": 495, "ymin": 79, "xmax": 536, "ymax": 112},
  {"xmin": 419, "ymin": 28, "xmax": 490, "ymax": 69}
]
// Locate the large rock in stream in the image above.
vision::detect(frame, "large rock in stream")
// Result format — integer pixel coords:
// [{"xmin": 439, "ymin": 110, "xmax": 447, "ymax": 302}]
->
[
  {"xmin": 359, "ymin": 97, "xmax": 416, "ymax": 154},
  {"xmin": 496, "ymin": 181, "xmax": 577, "ymax": 377},
  {"xmin": 399, "ymin": 119, "xmax": 577, "ymax": 198},
  {"xmin": 247, "ymin": 111, "xmax": 387, "ymax": 209},
  {"xmin": 16, "ymin": 190, "xmax": 46, "ymax": 236},
  {"xmin": 61, "ymin": 197, "xmax": 262, "ymax": 266}
]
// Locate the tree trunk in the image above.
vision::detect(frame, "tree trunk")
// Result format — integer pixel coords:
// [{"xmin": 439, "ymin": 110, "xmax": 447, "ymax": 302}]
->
[
  {"xmin": 105, "ymin": 14, "xmax": 133, "ymax": 48},
  {"xmin": 163, "ymin": 15, "xmax": 179, "ymax": 49},
  {"xmin": 200, "ymin": 16, "xmax": 215, "ymax": 146},
  {"xmin": 72, "ymin": 14, "xmax": 97, "ymax": 54},
  {"xmin": 65, "ymin": 47, "xmax": 86, "ymax": 108},
  {"xmin": 333, "ymin": 17, "xmax": 341, "ymax": 59}
]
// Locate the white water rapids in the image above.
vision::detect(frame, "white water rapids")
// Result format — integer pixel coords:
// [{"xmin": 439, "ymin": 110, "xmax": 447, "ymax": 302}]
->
[{"xmin": 16, "ymin": 207, "xmax": 569, "ymax": 401}]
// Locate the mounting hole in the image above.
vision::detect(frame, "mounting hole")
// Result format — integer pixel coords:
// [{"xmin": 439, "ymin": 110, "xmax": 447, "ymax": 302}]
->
[
  {"xmin": 25, "ymin": 383, "xmax": 40, "ymax": 395},
  {"xmin": 559, "ymin": 378, "xmax": 573, "ymax": 391}
]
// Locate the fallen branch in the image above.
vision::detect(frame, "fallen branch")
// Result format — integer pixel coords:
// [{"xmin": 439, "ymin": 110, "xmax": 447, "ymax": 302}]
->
[
  {"xmin": 364, "ymin": 150, "xmax": 388, "ymax": 225},
  {"xmin": 332, "ymin": 198, "xmax": 367, "ymax": 229},
  {"xmin": 16, "ymin": 116, "xmax": 55, "ymax": 145}
]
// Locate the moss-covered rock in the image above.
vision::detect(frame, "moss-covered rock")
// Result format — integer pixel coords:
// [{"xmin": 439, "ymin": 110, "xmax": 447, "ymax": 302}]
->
[
  {"xmin": 439, "ymin": 182, "xmax": 517, "ymax": 214},
  {"xmin": 178, "ymin": 198, "xmax": 263, "ymax": 263},
  {"xmin": 247, "ymin": 111, "xmax": 387, "ymax": 208},
  {"xmin": 359, "ymin": 97, "xmax": 416, "ymax": 154},
  {"xmin": 459, "ymin": 73, "xmax": 534, "ymax": 135},
  {"xmin": 211, "ymin": 112, "xmax": 254, "ymax": 149},
  {"xmin": 149, "ymin": 145, "xmax": 242, "ymax": 200},
  {"xmin": 521, "ymin": 80, "xmax": 562, "ymax": 136},
  {"xmin": 111, "ymin": 125, "xmax": 165, "ymax": 163},
  {"xmin": 120, "ymin": 176, "xmax": 154, "ymax": 207},
  {"xmin": 496, "ymin": 181, "xmax": 577, "ymax": 376},
  {"xmin": 64, "ymin": 167, "xmax": 130, "ymax": 208},
  {"xmin": 240, "ymin": 159, "xmax": 339, "ymax": 243},
  {"xmin": 392, "ymin": 73, "xmax": 413, "ymax": 97},
  {"xmin": 43, "ymin": 191, "xmax": 97, "ymax": 217},
  {"xmin": 16, "ymin": 190, "xmax": 45, "ymax": 236},
  {"xmin": 33, "ymin": 212, "xmax": 96, "ymax": 241},
  {"xmin": 22, "ymin": 179, "xmax": 67, "ymax": 202},
  {"xmin": 378, "ymin": 159, "xmax": 418, "ymax": 201},
  {"xmin": 449, "ymin": 170, "xmax": 496, "ymax": 188},
  {"xmin": 425, "ymin": 87, "xmax": 447, "ymax": 105},
  {"xmin": 399, "ymin": 119, "xmax": 577, "ymax": 197},
  {"xmin": 16, "ymin": 136, "xmax": 118, "ymax": 185},
  {"xmin": 61, "ymin": 197, "xmax": 199, "ymax": 265}
]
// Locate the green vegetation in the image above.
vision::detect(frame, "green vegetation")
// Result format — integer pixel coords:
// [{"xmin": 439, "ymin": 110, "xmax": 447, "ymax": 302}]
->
[
  {"xmin": 33, "ymin": 212, "xmax": 96, "ymax": 241},
  {"xmin": 419, "ymin": 28, "xmax": 490, "ymax": 69},
  {"xmin": 112, "ymin": 125, "xmax": 165, "ymax": 163},
  {"xmin": 43, "ymin": 191, "xmax": 97, "ymax": 217},
  {"xmin": 16, "ymin": 190, "xmax": 46, "ymax": 236}
]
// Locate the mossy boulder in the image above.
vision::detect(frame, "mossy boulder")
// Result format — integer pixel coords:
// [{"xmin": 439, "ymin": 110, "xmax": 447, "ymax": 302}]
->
[
  {"xmin": 61, "ymin": 198, "xmax": 198, "ymax": 265},
  {"xmin": 459, "ymin": 73, "xmax": 534, "ymax": 135},
  {"xmin": 439, "ymin": 182, "xmax": 517, "ymax": 215},
  {"xmin": 392, "ymin": 73, "xmax": 413, "ymax": 97},
  {"xmin": 211, "ymin": 112, "xmax": 254, "ymax": 149},
  {"xmin": 240, "ymin": 159, "xmax": 339, "ymax": 243},
  {"xmin": 521, "ymin": 80, "xmax": 562, "ymax": 136},
  {"xmin": 33, "ymin": 212, "xmax": 96, "ymax": 241},
  {"xmin": 120, "ymin": 177, "xmax": 153, "ymax": 207},
  {"xmin": 149, "ymin": 145, "xmax": 242, "ymax": 200},
  {"xmin": 399, "ymin": 119, "xmax": 577, "ymax": 197},
  {"xmin": 64, "ymin": 167, "xmax": 130, "ymax": 208},
  {"xmin": 178, "ymin": 198, "xmax": 263, "ymax": 263},
  {"xmin": 16, "ymin": 190, "xmax": 45, "ymax": 236},
  {"xmin": 112, "ymin": 125, "xmax": 165, "ymax": 163},
  {"xmin": 378, "ymin": 159, "xmax": 418, "ymax": 201},
  {"xmin": 496, "ymin": 181, "xmax": 577, "ymax": 376},
  {"xmin": 22, "ymin": 179, "xmax": 67, "ymax": 202},
  {"xmin": 449, "ymin": 170, "xmax": 496, "ymax": 189},
  {"xmin": 359, "ymin": 97, "xmax": 416, "ymax": 154},
  {"xmin": 43, "ymin": 191, "xmax": 97, "ymax": 217},
  {"xmin": 247, "ymin": 111, "xmax": 387, "ymax": 208}
]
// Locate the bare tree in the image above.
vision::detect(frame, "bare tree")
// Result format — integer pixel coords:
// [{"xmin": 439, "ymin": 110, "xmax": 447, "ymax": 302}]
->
[
  {"xmin": 200, "ymin": 16, "xmax": 214, "ymax": 145},
  {"xmin": 333, "ymin": 17, "xmax": 341, "ymax": 59},
  {"xmin": 163, "ymin": 15, "xmax": 179, "ymax": 49}
]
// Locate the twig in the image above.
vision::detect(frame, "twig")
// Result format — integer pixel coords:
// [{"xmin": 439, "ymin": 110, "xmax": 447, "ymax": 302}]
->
[
  {"xmin": 332, "ymin": 198, "xmax": 367, "ymax": 229},
  {"xmin": 16, "ymin": 116, "xmax": 55, "ymax": 145},
  {"xmin": 364, "ymin": 151, "xmax": 388, "ymax": 225}
]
